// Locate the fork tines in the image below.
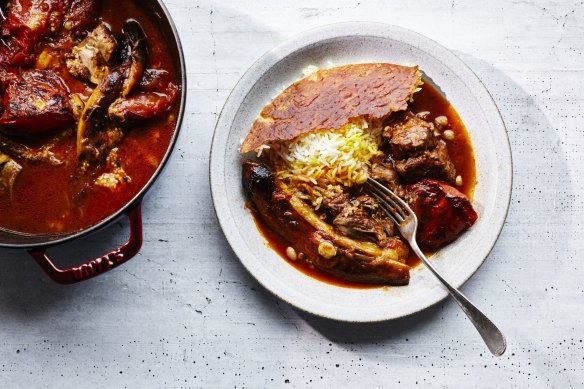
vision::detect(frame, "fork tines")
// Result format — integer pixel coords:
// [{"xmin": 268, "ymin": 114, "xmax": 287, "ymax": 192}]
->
[{"xmin": 366, "ymin": 178, "xmax": 409, "ymax": 224}]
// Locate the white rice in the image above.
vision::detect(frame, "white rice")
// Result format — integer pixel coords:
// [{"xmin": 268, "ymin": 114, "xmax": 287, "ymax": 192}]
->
[{"xmin": 259, "ymin": 118, "xmax": 382, "ymax": 188}]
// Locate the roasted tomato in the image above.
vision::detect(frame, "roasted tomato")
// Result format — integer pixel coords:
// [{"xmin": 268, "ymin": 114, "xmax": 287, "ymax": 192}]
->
[
  {"xmin": 408, "ymin": 179, "xmax": 478, "ymax": 249},
  {"xmin": 109, "ymin": 69, "xmax": 178, "ymax": 126},
  {"xmin": 0, "ymin": 70, "xmax": 74, "ymax": 135},
  {"xmin": 108, "ymin": 87, "xmax": 178, "ymax": 125}
]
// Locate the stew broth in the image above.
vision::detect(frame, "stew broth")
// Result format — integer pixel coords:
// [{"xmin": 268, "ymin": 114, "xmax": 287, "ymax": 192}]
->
[{"xmin": 0, "ymin": 0, "xmax": 179, "ymax": 234}]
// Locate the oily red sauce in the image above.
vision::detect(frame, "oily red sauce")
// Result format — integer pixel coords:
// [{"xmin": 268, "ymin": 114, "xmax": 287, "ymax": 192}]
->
[
  {"xmin": 410, "ymin": 81, "xmax": 476, "ymax": 201},
  {"xmin": 251, "ymin": 81, "xmax": 477, "ymax": 288},
  {"xmin": 0, "ymin": 0, "xmax": 178, "ymax": 235}
]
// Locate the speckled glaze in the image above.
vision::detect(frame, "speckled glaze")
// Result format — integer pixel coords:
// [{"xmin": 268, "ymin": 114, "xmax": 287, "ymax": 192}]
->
[{"xmin": 210, "ymin": 22, "xmax": 512, "ymax": 322}]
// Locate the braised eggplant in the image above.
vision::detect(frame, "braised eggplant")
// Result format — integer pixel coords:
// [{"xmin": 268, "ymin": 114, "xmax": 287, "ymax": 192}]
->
[
  {"xmin": 76, "ymin": 19, "xmax": 147, "ymax": 164},
  {"xmin": 243, "ymin": 160, "xmax": 411, "ymax": 285}
]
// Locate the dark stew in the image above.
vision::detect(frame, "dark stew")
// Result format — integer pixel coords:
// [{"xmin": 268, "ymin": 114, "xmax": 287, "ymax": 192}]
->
[{"xmin": 0, "ymin": 0, "xmax": 179, "ymax": 234}]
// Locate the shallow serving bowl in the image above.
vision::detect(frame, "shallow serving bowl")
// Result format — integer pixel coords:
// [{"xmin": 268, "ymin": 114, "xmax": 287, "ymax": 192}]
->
[{"xmin": 210, "ymin": 22, "xmax": 512, "ymax": 322}]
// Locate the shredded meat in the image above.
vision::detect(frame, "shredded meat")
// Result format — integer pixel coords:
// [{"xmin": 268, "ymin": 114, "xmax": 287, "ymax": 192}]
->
[
  {"xmin": 370, "ymin": 159, "xmax": 406, "ymax": 198},
  {"xmin": 322, "ymin": 191, "xmax": 350, "ymax": 215},
  {"xmin": 330, "ymin": 195, "xmax": 395, "ymax": 244}
]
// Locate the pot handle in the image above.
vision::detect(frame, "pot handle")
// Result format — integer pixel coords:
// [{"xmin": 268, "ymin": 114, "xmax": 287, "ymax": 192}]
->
[{"xmin": 29, "ymin": 203, "xmax": 143, "ymax": 285}]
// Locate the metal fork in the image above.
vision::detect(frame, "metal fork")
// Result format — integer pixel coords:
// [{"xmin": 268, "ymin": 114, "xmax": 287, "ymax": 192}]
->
[{"xmin": 366, "ymin": 178, "xmax": 507, "ymax": 356}]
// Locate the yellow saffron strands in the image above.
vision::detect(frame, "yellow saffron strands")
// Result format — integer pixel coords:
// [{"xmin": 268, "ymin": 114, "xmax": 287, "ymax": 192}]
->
[{"xmin": 269, "ymin": 119, "xmax": 382, "ymax": 188}]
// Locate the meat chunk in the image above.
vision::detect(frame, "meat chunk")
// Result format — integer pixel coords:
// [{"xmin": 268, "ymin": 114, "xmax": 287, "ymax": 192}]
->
[
  {"xmin": 2, "ymin": 0, "xmax": 60, "ymax": 46},
  {"xmin": 64, "ymin": 0, "xmax": 100, "ymax": 31},
  {"xmin": 334, "ymin": 209, "xmax": 394, "ymax": 243},
  {"xmin": 385, "ymin": 112, "xmax": 437, "ymax": 159},
  {"xmin": 2, "ymin": 0, "xmax": 68, "ymax": 65},
  {"xmin": 394, "ymin": 142, "xmax": 456, "ymax": 183},
  {"xmin": 370, "ymin": 160, "xmax": 406, "ymax": 198},
  {"xmin": 0, "ymin": 0, "xmax": 100, "ymax": 67},
  {"xmin": 382, "ymin": 111, "xmax": 457, "ymax": 184},
  {"xmin": 1, "ymin": 0, "xmax": 56, "ymax": 66},
  {"xmin": 0, "ymin": 70, "xmax": 74, "ymax": 135},
  {"xmin": 408, "ymin": 179, "xmax": 478, "ymax": 249},
  {"xmin": 323, "ymin": 190, "xmax": 397, "ymax": 243},
  {"xmin": 332, "ymin": 195, "xmax": 395, "ymax": 243},
  {"xmin": 66, "ymin": 22, "xmax": 118, "ymax": 84}
]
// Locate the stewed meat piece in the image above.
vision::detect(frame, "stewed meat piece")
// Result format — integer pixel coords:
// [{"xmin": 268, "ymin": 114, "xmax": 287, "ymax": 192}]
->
[
  {"xmin": 331, "ymin": 195, "xmax": 395, "ymax": 243},
  {"xmin": 1, "ymin": 0, "xmax": 100, "ymax": 67},
  {"xmin": 3, "ymin": 0, "xmax": 99, "ymax": 37},
  {"xmin": 370, "ymin": 160, "xmax": 406, "ymax": 198},
  {"xmin": 66, "ymin": 22, "xmax": 118, "ymax": 84},
  {"xmin": 322, "ymin": 187, "xmax": 396, "ymax": 244},
  {"xmin": 2, "ymin": 0, "xmax": 65, "ymax": 51},
  {"xmin": 322, "ymin": 190, "xmax": 350, "ymax": 215},
  {"xmin": 394, "ymin": 142, "xmax": 457, "ymax": 183},
  {"xmin": 408, "ymin": 179, "xmax": 477, "ymax": 249},
  {"xmin": 64, "ymin": 0, "xmax": 100, "ymax": 31},
  {"xmin": 384, "ymin": 112, "xmax": 437, "ymax": 159},
  {"xmin": 0, "ymin": 70, "xmax": 74, "ymax": 135},
  {"xmin": 384, "ymin": 111, "xmax": 457, "ymax": 184}
]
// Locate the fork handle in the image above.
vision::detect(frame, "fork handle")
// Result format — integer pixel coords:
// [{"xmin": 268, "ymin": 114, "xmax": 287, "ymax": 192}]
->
[{"xmin": 410, "ymin": 242, "xmax": 507, "ymax": 356}]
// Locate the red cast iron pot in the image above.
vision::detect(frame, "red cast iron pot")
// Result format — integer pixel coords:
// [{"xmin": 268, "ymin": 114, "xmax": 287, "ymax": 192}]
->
[{"xmin": 0, "ymin": 0, "xmax": 186, "ymax": 284}]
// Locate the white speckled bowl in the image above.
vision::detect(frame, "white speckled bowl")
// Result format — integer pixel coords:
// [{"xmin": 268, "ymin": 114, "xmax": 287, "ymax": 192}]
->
[{"xmin": 210, "ymin": 22, "xmax": 512, "ymax": 322}]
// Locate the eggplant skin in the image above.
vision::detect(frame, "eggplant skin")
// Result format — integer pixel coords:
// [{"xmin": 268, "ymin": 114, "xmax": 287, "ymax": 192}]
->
[
  {"xmin": 242, "ymin": 160, "xmax": 275, "ymax": 203},
  {"xmin": 242, "ymin": 159, "xmax": 410, "ymax": 286}
]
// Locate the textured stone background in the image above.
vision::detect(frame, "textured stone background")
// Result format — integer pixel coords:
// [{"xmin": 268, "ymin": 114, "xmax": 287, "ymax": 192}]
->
[{"xmin": 1, "ymin": 0, "xmax": 583, "ymax": 387}]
